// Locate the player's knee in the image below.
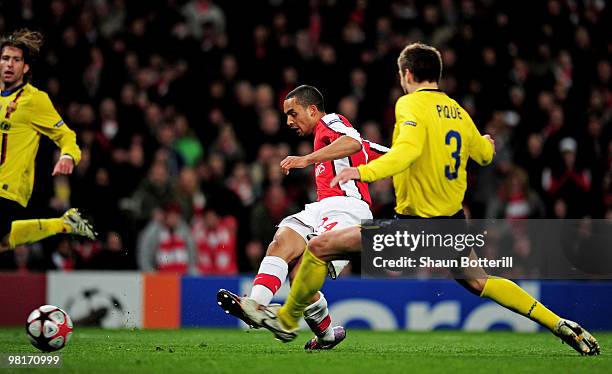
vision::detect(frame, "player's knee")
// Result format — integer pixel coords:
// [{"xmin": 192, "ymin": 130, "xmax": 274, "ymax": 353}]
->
[
  {"xmin": 265, "ymin": 239, "xmax": 297, "ymax": 262},
  {"xmin": 265, "ymin": 239, "xmax": 284, "ymax": 257},
  {"xmin": 308, "ymin": 233, "xmax": 330, "ymax": 258},
  {"xmin": 470, "ymin": 278, "xmax": 488, "ymax": 296},
  {"xmin": 455, "ymin": 278, "xmax": 488, "ymax": 296}
]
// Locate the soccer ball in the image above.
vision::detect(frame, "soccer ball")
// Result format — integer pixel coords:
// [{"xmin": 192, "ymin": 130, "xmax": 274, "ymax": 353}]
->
[{"xmin": 25, "ymin": 305, "xmax": 73, "ymax": 352}]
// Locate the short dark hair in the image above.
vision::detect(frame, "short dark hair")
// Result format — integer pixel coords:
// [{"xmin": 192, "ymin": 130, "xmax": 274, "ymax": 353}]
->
[
  {"xmin": 285, "ymin": 85, "xmax": 325, "ymax": 112},
  {"xmin": 397, "ymin": 43, "xmax": 443, "ymax": 83}
]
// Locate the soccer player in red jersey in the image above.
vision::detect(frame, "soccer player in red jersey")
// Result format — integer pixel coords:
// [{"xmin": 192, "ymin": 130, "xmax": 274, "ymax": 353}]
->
[
  {"xmin": 218, "ymin": 85, "xmax": 387, "ymax": 350},
  {"xmin": 242, "ymin": 44, "xmax": 600, "ymax": 356}
]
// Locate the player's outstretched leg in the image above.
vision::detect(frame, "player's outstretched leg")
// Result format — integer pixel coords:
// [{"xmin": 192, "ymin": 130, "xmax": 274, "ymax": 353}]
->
[
  {"xmin": 456, "ymin": 253, "xmax": 600, "ymax": 356},
  {"xmin": 219, "ymin": 225, "xmax": 346, "ymax": 349},
  {"xmin": 217, "ymin": 227, "xmax": 303, "ymax": 328},
  {"xmin": 242, "ymin": 226, "xmax": 361, "ymax": 342},
  {"xmin": 478, "ymin": 276, "xmax": 600, "ymax": 355},
  {"xmin": 218, "ymin": 227, "xmax": 300, "ymax": 326},
  {"xmin": 278, "ymin": 226, "xmax": 361, "ymax": 333},
  {"xmin": 7, "ymin": 208, "xmax": 96, "ymax": 248},
  {"xmin": 240, "ymin": 247, "xmax": 328, "ymax": 342}
]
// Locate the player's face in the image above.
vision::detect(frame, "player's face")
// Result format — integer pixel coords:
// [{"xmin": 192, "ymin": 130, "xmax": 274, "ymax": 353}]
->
[
  {"xmin": 0, "ymin": 47, "xmax": 29, "ymax": 89},
  {"xmin": 283, "ymin": 97, "xmax": 316, "ymax": 136}
]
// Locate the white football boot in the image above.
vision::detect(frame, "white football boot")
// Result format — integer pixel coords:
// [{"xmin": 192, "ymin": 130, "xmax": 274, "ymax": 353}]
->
[
  {"xmin": 553, "ymin": 319, "xmax": 600, "ymax": 355},
  {"xmin": 240, "ymin": 298, "xmax": 298, "ymax": 342}
]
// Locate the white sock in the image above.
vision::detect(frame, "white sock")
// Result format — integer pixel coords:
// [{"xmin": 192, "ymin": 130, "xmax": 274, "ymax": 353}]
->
[
  {"xmin": 249, "ymin": 256, "xmax": 288, "ymax": 305},
  {"xmin": 303, "ymin": 292, "xmax": 335, "ymax": 342},
  {"xmin": 250, "ymin": 285, "xmax": 274, "ymax": 305}
]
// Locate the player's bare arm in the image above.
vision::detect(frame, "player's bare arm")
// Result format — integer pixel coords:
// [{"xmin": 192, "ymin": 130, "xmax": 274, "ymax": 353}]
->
[{"xmin": 281, "ymin": 135, "xmax": 361, "ymax": 175}]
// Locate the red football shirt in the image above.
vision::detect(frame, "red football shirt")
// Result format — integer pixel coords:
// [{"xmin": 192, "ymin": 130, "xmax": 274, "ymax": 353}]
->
[{"xmin": 313, "ymin": 113, "xmax": 388, "ymax": 206}]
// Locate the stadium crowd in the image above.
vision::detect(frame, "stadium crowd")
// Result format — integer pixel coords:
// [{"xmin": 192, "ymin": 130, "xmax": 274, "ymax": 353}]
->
[{"xmin": 0, "ymin": 0, "xmax": 610, "ymax": 273}]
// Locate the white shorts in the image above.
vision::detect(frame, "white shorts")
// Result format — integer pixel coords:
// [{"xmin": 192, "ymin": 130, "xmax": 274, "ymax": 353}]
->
[{"xmin": 278, "ymin": 196, "xmax": 373, "ymax": 276}]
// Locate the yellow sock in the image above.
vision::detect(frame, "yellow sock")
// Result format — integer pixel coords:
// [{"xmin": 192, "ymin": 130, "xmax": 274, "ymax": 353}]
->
[
  {"xmin": 481, "ymin": 276, "xmax": 561, "ymax": 331},
  {"xmin": 8, "ymin": 218, "xmax": 67, "ymax": 248},
  {"xmin": 278, "ymin": 248, "xmax": 328, "ymax": 330}
]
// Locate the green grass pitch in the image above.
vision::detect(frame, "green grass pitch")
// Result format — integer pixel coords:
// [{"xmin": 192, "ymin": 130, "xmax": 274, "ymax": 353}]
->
[{"xmin": 0, "ymin": 328, "xmax": 610, "ymax": 373}]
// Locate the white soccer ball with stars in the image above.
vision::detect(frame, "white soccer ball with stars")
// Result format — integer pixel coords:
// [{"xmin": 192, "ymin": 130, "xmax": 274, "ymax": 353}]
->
[{"xmin": 25, "ymin": 305, "xmax": 73, "ymax": 352}]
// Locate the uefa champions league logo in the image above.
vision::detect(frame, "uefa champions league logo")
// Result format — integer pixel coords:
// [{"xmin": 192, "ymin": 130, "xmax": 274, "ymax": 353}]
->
[{"xmin": 64, "ymin": 288, "xmax": 125, "ymax": 328}]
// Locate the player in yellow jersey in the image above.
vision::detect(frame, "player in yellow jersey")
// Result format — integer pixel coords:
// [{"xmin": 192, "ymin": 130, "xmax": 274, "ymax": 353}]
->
[
  {"xmin": 0, "ymin": 29, "xmax": 95, "ymax": 255},
  {"xmin": 242, "ymin": 43, "xmax": 600, "ymax": 355}
]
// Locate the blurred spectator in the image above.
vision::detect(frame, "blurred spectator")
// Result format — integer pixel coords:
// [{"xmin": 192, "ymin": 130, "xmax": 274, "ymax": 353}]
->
[
  {"xmin": 369, "ymin": 179, "xmax": 396, "ymax": 218},
  {"xmin": 137, "ymin": 202, "xmax": 197, "ymax": 274},
  {"xmin": 85, "ymin": 231, "xmax": 130, "ymax": 270},
  {"xmin": 51, "ymin": 239, "xmax": 81, "ymax": 271},
  {"xmin": 515, "ymin": 133, "xmax": 546, "ymax": 194},
  {"xmin": 14, "ymin": 245, "xmax": 31, "ymax": 272},
  {"xmin": 250, "ymin": 184, "xmax": 298, "ymax": 245},
  {"xmin": 542, "ymin": 137, "xmax": 591, "ymax": 216},
  {"xmin": 191, "ymin": 207, "xmax": 238, "ymax": 275},
  {"xmin": 255, "ymin": 84, "xmax": 275, "ymax": 113},
  {"xmin": 210, "ymin": 124, "xmax": 245, "ymax": 164},
  {"xmin": 155, "ymin": 123, "xmax": 184, "ymax": 178},
  {"xmin": 173, "ymin": 115, "xmax": 204, "ymax": 167},
  {"xmin": 175, "ymin": 167, "xmax": 206, "ymax": 222},
  {"xmin": 257, "ymin": 109, "xmax": 286, "ymax": 145},
  {"xmin": 226, "ymin": 162, "xmax": 256, "ymax": 207},
  {"xmin": 125, "ymin": 161, "xmax": 177, "ymax": 226},
  {"xmin": 244, "ymin": 240, "xmax": 264, "ymax": 273},
  {"xmin": 181, "ymin": 0, "xmax": 226, "ymax": 39},
  {"xmin": 110, "ymin": 137, "xmax": 147, "ymax": 199},
  {"xmin": 487, "ymin": 166, "xmax": 545, "ymax": 219},
  {"xmin": 338, "ymin": 96, "xmax": 359, "ymax": 124}
]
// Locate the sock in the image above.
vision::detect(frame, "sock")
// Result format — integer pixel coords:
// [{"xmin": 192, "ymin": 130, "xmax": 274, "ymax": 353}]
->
[
  {"xmin": 481, "ymin": 276, "xmax": 561, "ymax": 331},
  {"xmin": 9, "ymin": 218, "xmax": 67, "ymax": 248},
  {"xmin": 250, "ymin": 256, "xmax": 288, "ymax": 305},
  {"xmin": 278, "ymin": 248, "xmax": 328, "ymax": 330},
  {"xmin": 303, "ymin": 292, "xmax": 335, "ymax": 342}
]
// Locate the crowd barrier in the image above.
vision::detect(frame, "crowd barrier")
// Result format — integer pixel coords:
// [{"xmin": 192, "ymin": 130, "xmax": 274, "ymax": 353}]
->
[{"xmin": 1, "ymin": 272, "xmax": 611, "ymax": 331}]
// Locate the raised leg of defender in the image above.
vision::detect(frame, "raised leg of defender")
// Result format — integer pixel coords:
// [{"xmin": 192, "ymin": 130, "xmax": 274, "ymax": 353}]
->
[
  {"xmin": 1, "ymin": 208, "xmax": 96, "ymax": 252},
  {"xmin": 454, "ymin": 250, "xmax": 600, "ymax": 355},
  {"xmin": 277, "ymin": 225, "xmax": 362, "ymax": 329}
]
